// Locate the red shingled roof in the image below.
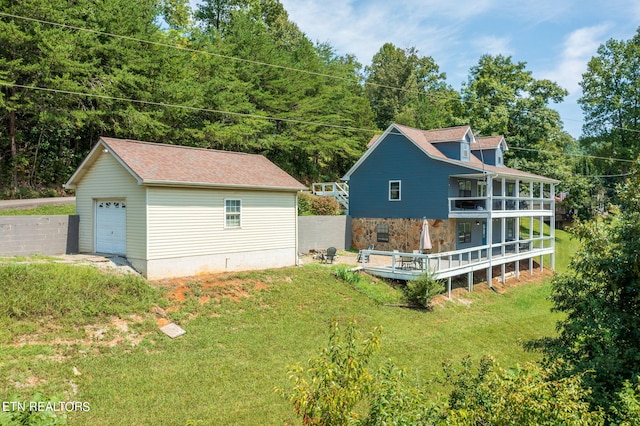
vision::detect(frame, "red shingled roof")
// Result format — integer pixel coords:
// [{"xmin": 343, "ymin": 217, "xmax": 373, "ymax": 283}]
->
[
  {"xmin": 95, "ymin": 137, "xmax": 306, "ymax": 190},
  {"xmin": 472, "ymin": 135, "xmax": 505, "ymax": 151}
]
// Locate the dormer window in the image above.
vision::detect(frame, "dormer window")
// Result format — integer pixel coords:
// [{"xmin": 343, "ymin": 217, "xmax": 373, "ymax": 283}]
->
[
  {"xmin": 461, "ymin": 142, "xmax": 470, "ymax": 161},
  {"xmin": 496, "ymin": 149, "xmax": 503, "ymax": 167}
]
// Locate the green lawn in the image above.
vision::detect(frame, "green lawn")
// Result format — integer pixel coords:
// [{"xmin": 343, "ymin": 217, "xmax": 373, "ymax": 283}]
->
[
  {"xmin": 0, "ymin": 204, "xmax": 75, "ymax": 216},
  {"xmin": 0, "ymin": 258, "xmax": 565, "ymax": 425}
]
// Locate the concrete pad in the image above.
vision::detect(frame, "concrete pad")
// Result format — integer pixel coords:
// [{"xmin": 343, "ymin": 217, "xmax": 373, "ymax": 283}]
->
[{"xmin": 159, "ymin": 323, "xmax": 186, "ymax": 339}]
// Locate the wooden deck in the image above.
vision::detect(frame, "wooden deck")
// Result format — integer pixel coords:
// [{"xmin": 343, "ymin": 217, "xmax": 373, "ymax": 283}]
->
[{"xmin": 358, "ymin": 238, "xmax": 554, "ymax": 295}]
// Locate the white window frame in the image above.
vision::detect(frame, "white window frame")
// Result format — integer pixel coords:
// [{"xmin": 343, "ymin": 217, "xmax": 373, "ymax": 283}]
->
[
  {"xmin": 224, "ymin": 199, "xmax": 242, "ymax": 228},
  {"xmin": 461, "ymin": 142, "xmax": 470, "ymax": 161},
  {"xmin": 478, "ymin": 182, "xmax": 487, "ymax": 197},
  {"xmin": 389, "ymin": 180, "xmax": 401, "ymax": 201},
  {"xmin": 457, "ymin": 222, "xmax": 471, "ymax": 244},
  {"xmin": 496, "ymin": 149, "xmax": 503, "ymax": 166}
]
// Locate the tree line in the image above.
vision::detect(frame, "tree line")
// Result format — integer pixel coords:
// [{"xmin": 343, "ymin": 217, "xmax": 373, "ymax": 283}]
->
[{"xmin": 1, "ymin": 0, "xmax": 639, "ymax": 219}]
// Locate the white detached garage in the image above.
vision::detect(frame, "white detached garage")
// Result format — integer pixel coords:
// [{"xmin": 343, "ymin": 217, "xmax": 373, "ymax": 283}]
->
[{"xmin": 65, "ymin": 137, "xmax": 306, "ymax": 280}]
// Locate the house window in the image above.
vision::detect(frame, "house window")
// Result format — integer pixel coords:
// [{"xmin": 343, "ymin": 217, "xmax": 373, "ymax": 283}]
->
[
  {"xmin": 376, "ymin": 223, "xmax": 389, "ymax": 242},
  {"xmin": 225, "ymin": 199, "xmax": 241, "ymax": 228},
  {"xmin": 389, "ymin": 180, "xmax": 401, "ymax": 201},
  {"xmin": 457, "ymin": 222, "xmax": 471, "ymax": 244},
  {"xmin": 478, "ymin": 182, "xmax": 487, "ymax": 197},
  {"xmin": 496, "ymin": 149, "xmax": 503, "ymax": 166},
  {"xmin": 461, "ymin": 143, "xmax": 470, "ymax": 161},
  {"xmin": 458, "ymin": 180, "xmax": 471, "ymax": 197}
]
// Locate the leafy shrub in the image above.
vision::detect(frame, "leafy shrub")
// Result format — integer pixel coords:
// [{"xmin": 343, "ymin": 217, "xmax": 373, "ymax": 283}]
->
[
  {"xmin": 442, "ymin": 356, "xmax": 604, "ymax": 425},
  {"xmin": 334, "ymin": 266, "xmax": 360, "ymax": 284},
  {"xmin": 0, "ymin": 393, "xmax": 68, "ymax": 425},
  {"xmin": 404, "ymin": 272, "xmax": 443, "ymax": 308},
  {"xmin": 614, "ymin": 379, "xmax": 640, "ymax": 425},
  {"xmin": 297, "ymin": 192, "xmax": 314, "ymax": 215},
  {"xmin": 310, "ymin": 195, "xmax": 340, "ymax": 215},
  {"xmin": 282, "ymin": 322, "xmax": 605, "ymax": 425},
  {"xmin": 280, "ymin": 320, "xmax": 381, "ymax": 425}
]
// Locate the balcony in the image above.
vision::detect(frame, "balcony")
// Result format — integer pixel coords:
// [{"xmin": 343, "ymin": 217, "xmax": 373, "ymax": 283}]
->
[{"xmin": 448, "ymin": 196, "xmax": 553, "ymax": 218}]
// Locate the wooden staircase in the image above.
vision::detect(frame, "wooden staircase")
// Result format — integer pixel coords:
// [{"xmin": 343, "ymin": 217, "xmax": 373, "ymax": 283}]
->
[{"xmin": 311, "ymin": 182, "xmax": 349, "ymax": 210}]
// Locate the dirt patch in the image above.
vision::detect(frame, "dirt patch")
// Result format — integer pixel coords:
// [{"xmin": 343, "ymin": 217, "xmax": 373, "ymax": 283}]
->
[{"xmin": 11, "ymin": 314, "xmax": 152, "ymax": 350}]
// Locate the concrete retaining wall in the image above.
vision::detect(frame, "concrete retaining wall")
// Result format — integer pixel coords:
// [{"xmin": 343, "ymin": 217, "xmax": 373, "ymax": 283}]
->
[
  {"xmin": 298, "ymin": 215, "xmax": 351, "ymax": 253},
  {"xmin": 0, "ymin": 215, "xmax": 79, "ymax": 256}
]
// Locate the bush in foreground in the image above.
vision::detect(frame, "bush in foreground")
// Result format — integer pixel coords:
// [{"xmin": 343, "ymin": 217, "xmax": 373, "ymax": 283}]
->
[{"xmin": 282, "ymin": 320, "xmax": 605, "ymax": 425}]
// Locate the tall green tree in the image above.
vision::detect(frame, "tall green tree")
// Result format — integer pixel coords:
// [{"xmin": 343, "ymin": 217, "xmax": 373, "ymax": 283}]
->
[
  {"xmin": 461, "ymin": 54, "xmax": 596, "ymax": 214},
  {"xmin": 538, "ymin": 163, "xmax": 640, "ymax": 419},
  {"xmin": 365, "ymin": 43, "xmax": 461, "ymax": 130},
  {"xmin": 579, "ymin": 28, "xmax": 640, "ymax": 179}
]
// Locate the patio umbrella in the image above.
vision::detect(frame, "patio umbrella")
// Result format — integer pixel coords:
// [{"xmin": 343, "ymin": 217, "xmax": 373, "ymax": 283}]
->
[{"xmin": 420, "ymin": 219, "xmax": 432, "ymax": 252}]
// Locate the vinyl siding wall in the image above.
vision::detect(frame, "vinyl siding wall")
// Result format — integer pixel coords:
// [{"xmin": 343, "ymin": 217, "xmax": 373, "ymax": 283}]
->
[
  {"xmin": 75, "ymin": 151, "xmax": 146, "ymax": 259},
  {"xmin": 349, "ymin": 133, "xmax": 476, "ymax": 219},
  {"xmin": 146, "ymin": 187, "xmax": 297, "ymax": 260}
]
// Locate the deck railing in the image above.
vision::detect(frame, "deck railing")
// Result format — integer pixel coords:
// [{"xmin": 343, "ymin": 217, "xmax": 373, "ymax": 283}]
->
[
  {"xmin": 449, "ymin": 196, "xmax": 553, "ymax": 215},
  {"xmin": 358, "ymin": 235, "xmax": 553, "ymax": 279}
]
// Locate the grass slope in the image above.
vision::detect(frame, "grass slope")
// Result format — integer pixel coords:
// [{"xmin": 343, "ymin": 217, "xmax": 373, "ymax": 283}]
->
[
  {"xmin": 0, "ymin": 204, "xmax": 75, "ymax": 216},
  {"xmin": 0, "ymin": 226, "xmax": 578, "ymax": 425}
]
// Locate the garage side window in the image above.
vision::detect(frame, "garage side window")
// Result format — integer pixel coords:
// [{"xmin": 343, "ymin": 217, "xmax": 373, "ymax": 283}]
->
[{"xmin": 225, "ymin": 199, "xmax": 241, "ymax": 228}]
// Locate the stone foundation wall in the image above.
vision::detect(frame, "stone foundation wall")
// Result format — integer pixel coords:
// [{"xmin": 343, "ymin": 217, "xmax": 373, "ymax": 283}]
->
[{"xmin": 351, "ymin": 218, "xmax": 456, "ymax": 253}]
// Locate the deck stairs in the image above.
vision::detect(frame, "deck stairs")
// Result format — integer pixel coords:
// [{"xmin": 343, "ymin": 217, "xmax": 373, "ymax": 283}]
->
[{"xmin": 311, "ymin": 182, "xmax": 349, "ymax": 210}]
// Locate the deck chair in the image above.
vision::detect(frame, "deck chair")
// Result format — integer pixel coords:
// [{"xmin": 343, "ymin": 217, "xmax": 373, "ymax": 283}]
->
[
  {"xmin": 322, "ymin": 247, "xmax": 337, "ymax": 264},
  {"xmin": 357, "ymin": 244, "xmax": 374, "ymax": 263}
]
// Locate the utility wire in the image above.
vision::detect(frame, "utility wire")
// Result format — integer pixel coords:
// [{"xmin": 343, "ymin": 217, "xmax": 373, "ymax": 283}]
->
[
  {"xmin": 509, "ymin": 146, "xmax": 636, "ymax": 163},
  {"xmin": 0, "ymin": 82, "xmax": 379, "ymax": 134},
  {"xmin": 6, "ymin": 9, "xmax": 640, "ymax": 136},
  {"xmin": 2, "ymin": 12, "xmax": 640, "ymax": 164},
  {"xmin": 0, "ymin": 11, "xmax": 581, "ymax": 118},
  {"xmin": 2, "ymin": 81, "xmax": 637, "ymax": 168}
]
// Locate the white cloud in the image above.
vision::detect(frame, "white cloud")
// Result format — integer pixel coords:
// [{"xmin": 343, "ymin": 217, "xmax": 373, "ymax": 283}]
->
[
  {"xmin": 543, "ymin": 24, "xmax": 609, "ymax": 95},
  {"xmin": 471, "ymin": 35, "xmax": 513, "ymax": 56}
]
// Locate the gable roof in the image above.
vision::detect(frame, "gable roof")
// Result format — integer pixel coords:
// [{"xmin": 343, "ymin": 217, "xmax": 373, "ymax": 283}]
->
[
  {"xmin": 472, "ymin": 135, "xmax": 507, "ymax": 151},
  {"xmin": 65, "ymin": 137, "xmax": 306, "ymax": 191},
  {"xmin": 344, "ymin": 123, "xmax": 558, "ymax": 184}
]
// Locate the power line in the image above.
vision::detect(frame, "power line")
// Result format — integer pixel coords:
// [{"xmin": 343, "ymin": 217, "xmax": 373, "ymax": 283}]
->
[
  {"xmin": 0, "ymin": 82, "xmax": 379, "ymax": 134},
  {"xmin": 0, "ymin": 10, "xmax": 576, "ymax": 118},
  {"xmin": 509, "ymin": 146, "xmax": 636, "ymax": 164},
  {"xmin": 2, "ymin": 11, "xmax": 640, "ymax": 162},
  {"xmin": 3, "ymin": 80, "xmax": 636, "ymax": 168},
  {"xmin": 6, "ymin": 8, "xmax": 640, "ymax": 137}
]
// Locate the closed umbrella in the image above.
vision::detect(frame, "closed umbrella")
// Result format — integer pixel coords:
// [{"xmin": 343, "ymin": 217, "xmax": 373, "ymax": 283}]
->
[{"xmin": 420, "ymin": 219, "xmax": 432, "ymax": 252}]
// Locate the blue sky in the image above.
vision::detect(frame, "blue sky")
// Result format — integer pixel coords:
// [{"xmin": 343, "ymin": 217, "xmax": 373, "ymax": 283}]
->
[{"xmin": 278, "ymin": 0, "xmax": 640, "ymax": 138}]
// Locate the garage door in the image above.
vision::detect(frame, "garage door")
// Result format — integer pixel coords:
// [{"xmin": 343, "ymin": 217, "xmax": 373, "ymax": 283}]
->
[{"xmin": 95, "ymin": 200, "xmax": 126, "ymax": 255}]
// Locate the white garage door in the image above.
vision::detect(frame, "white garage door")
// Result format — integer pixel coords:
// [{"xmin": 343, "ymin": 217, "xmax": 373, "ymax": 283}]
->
[{"xmin": 95, "ymin": 200, "xmax": 126, "ymax": 255}]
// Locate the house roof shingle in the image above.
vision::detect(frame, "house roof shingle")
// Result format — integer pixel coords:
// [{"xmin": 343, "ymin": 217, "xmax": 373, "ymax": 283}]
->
[
  {"xmin": 67, "ymin": 137, "xmax": 306, "ymax": 191},
  {"xmin": 471, "ymin": 135, "xmax": 505, "ymax": 151}
]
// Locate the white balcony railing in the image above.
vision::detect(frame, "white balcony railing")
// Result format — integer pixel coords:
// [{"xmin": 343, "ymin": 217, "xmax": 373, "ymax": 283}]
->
[
  {"xmin": 449, "ymin": 196, "xmax": 553, "ymax": 216},
  {"xmin": 358, "ymin": 236, "xmax": 554, "ymax": 280}
]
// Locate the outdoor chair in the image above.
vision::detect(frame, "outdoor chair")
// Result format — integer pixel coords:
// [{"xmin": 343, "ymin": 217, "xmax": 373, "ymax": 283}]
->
[
  {"xmin": 322, "ymin": 247, "xmax": 337, "ymax": 264},
  {"xmin": 356, "ymin": 244, "xmax": 374, "ymax": 263}
]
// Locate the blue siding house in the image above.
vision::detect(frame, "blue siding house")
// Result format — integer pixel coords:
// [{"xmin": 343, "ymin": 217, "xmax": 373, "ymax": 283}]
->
[{"xmin": 343, "ymin": 123, "xmax": 559, "ymax": 288}]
